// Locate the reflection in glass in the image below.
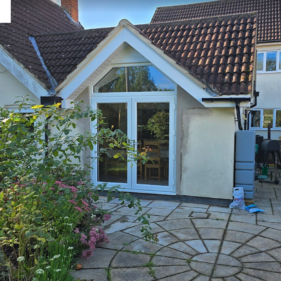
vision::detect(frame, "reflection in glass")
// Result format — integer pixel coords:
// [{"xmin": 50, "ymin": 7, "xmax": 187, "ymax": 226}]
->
[
  {"xmin": 137, "ymin": 103, "xmax": 169, "ymax": 186},
  {"xmin": 266, "ymin": 52, "xmax": 277, "ymax": 71},
  {"xmin": 251, "ymin": 110, "xmax": 260, "ymax": 127},
  {"xmin": 128, "ymin": 66, "xmax": 175, "ymax": 91},
  {"xmin": 263, "ymin": 109, "xmax": 273, "ymax": 128},
  {"xmin": 97, "ymin": 103, "xmax": 127, "ymax": 183},
  {"xmin": 280, "ymin": 52, "xmax": 281, "ymax": 70},
  {"xmin": 96, "ymin": 68, "xmax": 126, "ymax": 93},
  {"xmin": 257, "ymin": 53, "xmax": 264, "ymax": 71},
  {"xmin": 94, "ymin": 66, "xmax": 175, "ymax": 93},
  {"xmin": 276, "ymin": 110, "xmax": 281, "ymax": 127}
]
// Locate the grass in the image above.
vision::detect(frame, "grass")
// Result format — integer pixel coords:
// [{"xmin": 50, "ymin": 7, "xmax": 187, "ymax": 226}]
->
[
  {"xmin": 144, "ymin": 262, "xmax": 155, "ymax": 278},
  {"xmin": 104, "ymin": 267, "xmax": 112, "ymax": 281}
]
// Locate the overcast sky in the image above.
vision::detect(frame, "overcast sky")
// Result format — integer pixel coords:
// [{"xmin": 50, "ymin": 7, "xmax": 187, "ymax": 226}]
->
[{"xmin": 78, "ymin": 0, "xmax": 216, "ymax": 29}]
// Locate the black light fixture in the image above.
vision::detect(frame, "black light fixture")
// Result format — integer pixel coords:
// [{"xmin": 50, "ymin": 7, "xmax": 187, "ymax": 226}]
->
[{"xmin": 40, "ymin": 96, "xmax": 63, "ymax": 108}]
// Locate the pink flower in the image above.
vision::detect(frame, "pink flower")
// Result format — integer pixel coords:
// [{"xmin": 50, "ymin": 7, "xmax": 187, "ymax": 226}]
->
[
  {"xmin": 69, "ymin": 186, "xmax": 78, "ymax": 193},
  {"xmin": 82, "ymin": 250, "xmax": 92, "ymax": 258},
  {"xmin": 74, "ymin": 228, "xmax": 80, "ymax": 234},
  {"xmin": 81, "ymin": 199, "xmax": 89, "ymax": 207},
  {"xmin": 50, "ymin": 187, "xmax": 55, "ymax": 190},
  {"xmin": 68, "ymin": 199, "xmax": 76, "ymax": 205},
  {"xmin": 103, "ymin": 214, "xmax": 111, "ymax": 221},
  {"xmin": 80, "ymin": 234, "xmax": 87, "ymax": 244},
  {"xmin": 92, "ymin": 204, "xmax": 98, "ymax": 208},
  {"xmin": 74, "ymin": 206, "xmax": 82, "ymax": 213},
  {"xmin": 55, "ymin": 181, "xmax": 62, "ymax": 185},
  {"xmin": 77, "ymin": 181, "xmax": 85, "ymax": 185}
]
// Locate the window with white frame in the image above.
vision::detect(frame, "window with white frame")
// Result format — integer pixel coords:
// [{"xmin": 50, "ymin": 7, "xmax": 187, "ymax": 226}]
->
[
  {"xmin": 257, "ymin": 51, "xmax": 281, "ymax": 72},
  {"xmin": 250, "ymin": 109, "xmax": 281, "ymax": 129}
]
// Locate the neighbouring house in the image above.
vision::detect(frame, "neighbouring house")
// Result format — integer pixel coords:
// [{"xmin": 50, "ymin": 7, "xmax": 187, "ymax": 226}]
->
[
  {"xmin": 151, "ymin": 0, "xmax": 281, "ymax": 140},
  {"xmin": 0, "ymin": 0, "xmax": 261, "ymax": 203}
]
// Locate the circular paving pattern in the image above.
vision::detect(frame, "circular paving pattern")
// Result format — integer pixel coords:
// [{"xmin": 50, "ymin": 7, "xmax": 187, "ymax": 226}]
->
[{"xmin": 72, "ymin": 202, "xmax": 281, "ymax": 281}]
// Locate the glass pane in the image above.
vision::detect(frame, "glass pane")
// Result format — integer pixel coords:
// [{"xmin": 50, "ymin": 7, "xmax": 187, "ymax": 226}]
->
[
  {"xmin": 266, "ymin": 52, "xmax": 277, "ymax": 71},
  {"xmin": 137, "ymin": 103, "xmax": 169, "ymax": 186},
  {"xmin": 251, "ymin": 111, "xmax": 261, "ymax": 127},
  {"xmin": 263, "ymin": 109, "xmax": 273, "ymax": 128},
  {"xmin": 95, "ymin": 68, "xmax": 126, "ymax": 92},
  {"xmin": 276, "ymin": 110, "xmax": 281, "ymax": 127},
  {"xmin": 257, "ymin": 53, "xmax": 264, "ymax": 71},
  {"xmin": 97, "ymin": 103, "xmax": 127, "ymax": 183},
  {"xmin": 279, "ymin": 52, "xmax": 281, "ymax": 70},
  {"xmin": 128, "ymin": 66, "xmax": 175, "ymax": 92}
]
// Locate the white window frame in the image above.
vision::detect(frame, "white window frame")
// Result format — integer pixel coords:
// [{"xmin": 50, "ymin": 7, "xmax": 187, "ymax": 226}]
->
[
  {"xmin": 257, "ymin": 50, "xmax": 281, "ymax": 73},
  {"xmin": 249, "ymin": 109, "xmax": 281, "ymax": 130}
]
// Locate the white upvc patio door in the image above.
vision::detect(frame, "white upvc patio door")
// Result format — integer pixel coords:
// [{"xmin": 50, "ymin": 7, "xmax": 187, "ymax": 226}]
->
[{"xmin": 91, "ymin": 94, "xmax": 176, "ymax": 194}]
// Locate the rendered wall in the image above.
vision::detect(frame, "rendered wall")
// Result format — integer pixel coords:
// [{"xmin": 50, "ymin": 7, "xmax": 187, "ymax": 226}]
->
[
  {"xmin": 0, "ymin": 63, "xmax": 40, "ymax": 107},
  {"xmin": 181, "ymin": 107, "xmax": 235, "ymax": 199},
  {"xmin": 176, "ymin": 86, "xmax": 204, "ymax": 194}
]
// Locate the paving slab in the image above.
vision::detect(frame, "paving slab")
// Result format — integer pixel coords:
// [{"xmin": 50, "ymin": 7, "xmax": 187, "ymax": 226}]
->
[
  {"xmin": 99, "ymin": 231, "xmax": 137, "ymax": 250},
  {"xmin": 71, "ymin": 268, "xmax": 108, "ymax": 280},
  {"xmin": 147, "ymin": 200, "xmax": 180, "ymax": 209},
  {"xmin": 157, "ymin": 247, "xmax": 192, "ymax": 260},
  {"xmin": 208, "ymin": 206, "xmax": 232, "ymax": 213},
  {"xmin": 111, "ymin": 268, "xmax": 154, "ymax": 281},
  {"xmin": 224, "ymin": 230, "xmax": 254, "ymax": 243},
  {"xmin": 242, "ymin": 268, "xmax": 281, "ymax": 281},
  {"xmin": 159, "ymin": 270, "xmax": 198, "ymax": 281},
  {"xmin": 123, "ymin": 239, "xmax": 162, "ymax": 254},
  {"xmin": 198, "ymin": 228, "xmax": 224, "ymax": 240},
  {"xmin": 170, "ymin": 228, "xmax": 199, "ymax": 241},
  {"xmin": 146, "ymin": 207, "xmax": 173, "ymax": 217},
  {"xmin": 227, "ymin": 222, "xmax": 265, "ymax": 234},
  {"xmin": 185, "ymin": 240, "xmax": 207, "ymax": 253},
  {"xmin": 105, "ymin": 221, "xmax": 139, "ymax": 234},
  {"xmin": 73, "ymin": 197, "xmax": 281, "ymax": 281},
  {"xmin": 79, "ymin": 248, "xmax": 117, "ymax": 268},
  {"xmin": 124, "ymin": 223, "xmax": 164, "ymax": 237},
  {"xmin": 204, "ymin": 240, "xmax": 221, "ymax": 253},
  {"xmin": 153, "ymin": 265, "xmax": 191, "ymax": 279},
  {"xmin": 220, "ymin": 241, "xmax": 241, "ymax": 255},
  {"xmin": 180, "ymin": 202, "xmax": 209, "ymax": 209},
  {"xmin": 156, "ymin": 218, "xmax": 193, "ymax": 231},
  {"xmin": 246, "ymin": 236, "xmax": 281, "ymax": 251},
  {"xmin": 111, "ymin": 252, "xmax": 150, "ymax": 267},
  {"xmin": 156, "ymin": 231, "xmax": 179, "ymax": 246},
  {"xmin": 169, "ymin": 242, "xmax": 198, "ymax": 256},
  {"xmin": 152, "ymin": 255, "xmax": 187, "ymax": 266}
]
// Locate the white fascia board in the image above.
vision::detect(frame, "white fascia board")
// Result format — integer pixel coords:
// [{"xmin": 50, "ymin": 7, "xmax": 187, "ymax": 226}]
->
[
  {"xmin": 203, "ymin": 101, "xmax": 250, "ymax": 108},
  {"xmin": 0, "ymin": 45, "xmax": 48, "ymax": 98}
]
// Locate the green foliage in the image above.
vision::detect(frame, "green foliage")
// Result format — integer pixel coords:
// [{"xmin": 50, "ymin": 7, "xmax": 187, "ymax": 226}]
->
[
  {"xmin": 0, "ymin": 97, "xmax": 155, "ymax": 281},
  {"xmin": 147, "ymin": 111, "xmax": 169, "ymax": 141}
]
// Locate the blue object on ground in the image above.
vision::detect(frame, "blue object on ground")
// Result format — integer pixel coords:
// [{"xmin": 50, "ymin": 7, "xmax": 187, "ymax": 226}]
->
[{"xmin": 245, "ymin": 204, "xmax": 265, "ymax": 213}]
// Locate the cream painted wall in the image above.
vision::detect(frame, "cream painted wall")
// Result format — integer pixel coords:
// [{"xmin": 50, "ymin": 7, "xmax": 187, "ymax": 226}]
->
[
  {"xmin": 0, "ymin": 63, "xmax": 40, "ymax": 107},
  {"xmin": 176, "ymin": 86, "xmax": 204, "ymax": 195},
  {"xmin": 181, "ymin": 107, "xmax": 235, "ymax": 199}
]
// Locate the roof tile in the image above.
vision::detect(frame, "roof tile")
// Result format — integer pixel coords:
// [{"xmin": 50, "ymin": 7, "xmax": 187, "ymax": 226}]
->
[{"xmin": 151, "ymin": 0, "xmax": 280, "ymax": 43}]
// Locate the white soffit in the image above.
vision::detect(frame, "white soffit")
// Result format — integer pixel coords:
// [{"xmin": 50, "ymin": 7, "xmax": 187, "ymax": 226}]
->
[
  {"xmin": 57, "ymin": 20, "xmax": 214, "ymax": 105},
  {"xmin": 0, "ymin": 45, "xmax": 48, "ymax": 98}
]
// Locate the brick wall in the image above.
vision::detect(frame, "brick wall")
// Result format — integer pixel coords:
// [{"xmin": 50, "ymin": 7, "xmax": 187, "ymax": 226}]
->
[{"xmin": 61, "ymin": 0, "xmax": 78, "ymax": 22}]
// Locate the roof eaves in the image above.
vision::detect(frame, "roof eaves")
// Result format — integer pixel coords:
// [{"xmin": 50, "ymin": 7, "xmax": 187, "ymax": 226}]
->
[{"xmin": 0, "ymin": 44, "xmax": 48, "ymax": 97}]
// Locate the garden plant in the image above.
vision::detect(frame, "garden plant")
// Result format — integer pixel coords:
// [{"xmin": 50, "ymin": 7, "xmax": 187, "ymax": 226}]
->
[{"xmin": 0, "ymin": 97, "xmax": 156, "ymax": 281}]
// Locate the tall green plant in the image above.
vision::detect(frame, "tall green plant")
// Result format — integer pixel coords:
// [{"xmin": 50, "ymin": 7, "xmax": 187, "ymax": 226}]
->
[{"xmin": 0, "ymin": 98, "xmax": 155, "ymax": 281}]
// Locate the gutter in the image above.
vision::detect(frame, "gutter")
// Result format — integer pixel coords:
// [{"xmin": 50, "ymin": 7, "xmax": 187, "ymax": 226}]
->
[{"xmin": 202, "ymin": 97, "xmax": 251, "ymax": 131}]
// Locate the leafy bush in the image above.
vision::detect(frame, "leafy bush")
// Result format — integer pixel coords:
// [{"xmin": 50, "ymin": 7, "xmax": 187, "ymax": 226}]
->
[{"xmin": 0, "ymin": 98, "xmax": 155, "ymax": 281}]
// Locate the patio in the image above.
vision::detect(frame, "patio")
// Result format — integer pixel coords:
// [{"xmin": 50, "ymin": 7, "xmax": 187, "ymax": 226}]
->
[{"xmin": 72, "ymin": 181, "xmax": 281, "ymax": 281}]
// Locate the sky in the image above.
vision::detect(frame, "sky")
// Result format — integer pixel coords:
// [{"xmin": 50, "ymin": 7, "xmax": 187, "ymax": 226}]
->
[{"xmin": 78, "ymin": 0, "xmax": 216, "ymax": 29}]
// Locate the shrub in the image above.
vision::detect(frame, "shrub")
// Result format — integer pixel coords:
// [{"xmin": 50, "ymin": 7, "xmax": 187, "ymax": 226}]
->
[{"xmin": 0, "ymin": 98, "xmax": 155, "ymax": 281}]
